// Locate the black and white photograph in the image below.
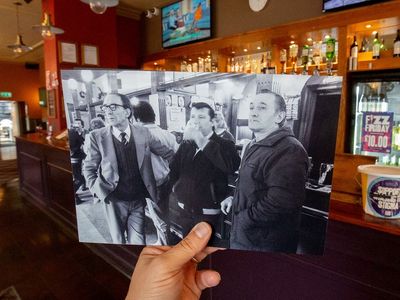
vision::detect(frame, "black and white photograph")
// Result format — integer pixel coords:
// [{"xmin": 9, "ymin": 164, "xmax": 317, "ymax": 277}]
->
[{"xmin": 61, "ymin": 69, "xmax": 342, "ymax": 255}]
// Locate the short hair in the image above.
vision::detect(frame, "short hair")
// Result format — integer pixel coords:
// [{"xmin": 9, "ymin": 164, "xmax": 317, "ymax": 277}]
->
[
  {"xmin": 105, "ymin": 93, "xmax": 132, "ymax": 118},
  {"xmin": 74, "ymin": 118, "xmax": 84, "ymax": 127},
  {"xmin": 191, "ymin": 102, "xmax": 215, "ymax": 120},
  {"xmin": 132, "ymin": 100, "xmax": 156, "ymax": 123},
  {"xmin": 258, "ymin": 90, "xmax": 286, "ymax": 127}
]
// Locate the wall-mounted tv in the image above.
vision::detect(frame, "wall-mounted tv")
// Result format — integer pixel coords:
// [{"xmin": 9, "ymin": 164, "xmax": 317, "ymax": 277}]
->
[
  {"xmin": 323, "ymin": 0, "xmax": 389, "ymax": 12},
  {"xmin": 162, "ymin": 0, "xmax": 211, "ymax": 48}
]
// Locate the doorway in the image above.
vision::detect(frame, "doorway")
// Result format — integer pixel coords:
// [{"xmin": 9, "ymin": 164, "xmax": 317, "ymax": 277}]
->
[{"xmin": 0, "ymin": 101, "xmax": 20, "ymax": 160}]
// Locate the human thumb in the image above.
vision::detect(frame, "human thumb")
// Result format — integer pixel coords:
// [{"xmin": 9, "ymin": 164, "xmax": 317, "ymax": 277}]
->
[{"xmin": 162, "ymin": 222, "xmax": 212, "ymax": 269}]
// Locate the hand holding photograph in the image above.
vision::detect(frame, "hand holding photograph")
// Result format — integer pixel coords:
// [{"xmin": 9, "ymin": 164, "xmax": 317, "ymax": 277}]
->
[{"xmin": 61, "ymin": 69, "xmax": 342, "ymax": 255}]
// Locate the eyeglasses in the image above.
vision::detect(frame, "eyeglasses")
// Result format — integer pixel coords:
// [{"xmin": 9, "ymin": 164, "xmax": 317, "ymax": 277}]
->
[{"xmin": 100, "ymin": 104, "xmax": 125, "ymax": 112}]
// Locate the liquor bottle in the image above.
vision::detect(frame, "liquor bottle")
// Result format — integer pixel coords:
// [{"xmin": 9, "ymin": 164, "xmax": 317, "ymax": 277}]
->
[
  {"xmin": 380, "ymin": 38, "xmax": 386, "ymax": 51},
  {"xmin": 198, "ymin": 57, "xmax": 204, "ymax": 72},
  {"xmin": 289, "ymin": 44, "xmax": 298, "ymax": 74},
  {"xmin": 265, "ymin": 51, "xmax": 272, "ymax": 73},
  {"xmin": 325, "ymin": 37, "xmax": 335, "ymax": 61},
  {"xmin": 368, "ymin": 90, "xmax": 379, "ymax": 112},
  {"xmin": 380, "ymin": 92, "xmax": 388, "ymax": 112},
  {"xmin": 231, "ymin": 57, "xmax": 235, "ymax": 72},
  {"xmin": 372, "ymin": 32, "xmax": 380, "ymax": 59},
  {"xmin": 350, "ymin": 35, "xmax": 358, "ymax": 58},
  {"xmin": 359, "ymin": 94, "xmax": 368, "ymax": 112},
  {"xmin": 393, "ymin": 29, "xmax": 400, "ymax": 57},
  {"xmin": 279, "ymin": 49, "xmax": 287, "ymax": 74},
  {"xmin": 260, "ymin": 54, "xmax": 266, "ymax": 73},
  {"xmin": 234, "ymin": 57, "xmax": 239, "ymax": 72},
  {"xmin": 301, "ymin": 45, "xmax": 309, "ymax": 74},
  {"xmin": 245, "ymin": 56, "xmax": 251, "ymax": 73},
  {"xmin": 360, "ymin": 37, "xmax": 367, "ymax": 52},
  {"xmin": 227, "ymin": 58, "xmax": 231, "ymax": 72},
  {"xmin": 325, "ymin": 37, "xmax": 335, "ymax": 75}
]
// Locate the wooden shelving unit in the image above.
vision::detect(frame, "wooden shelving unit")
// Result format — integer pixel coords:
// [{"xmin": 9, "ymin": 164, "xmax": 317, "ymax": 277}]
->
[{"xmin": 141, "ymin": 0, "xmax": 400, "ymax": 234}]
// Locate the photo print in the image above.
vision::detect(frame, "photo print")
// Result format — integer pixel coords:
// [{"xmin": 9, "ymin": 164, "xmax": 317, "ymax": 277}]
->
[{"xmin": 61, "ymin": 69, "xmax": 342, "ymax": 254}]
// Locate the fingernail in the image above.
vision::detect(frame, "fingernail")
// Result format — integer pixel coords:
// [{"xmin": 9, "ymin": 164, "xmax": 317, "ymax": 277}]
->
[{"xmin": 194, "ymin": 222, "xmax": 209, "ymax": 238}]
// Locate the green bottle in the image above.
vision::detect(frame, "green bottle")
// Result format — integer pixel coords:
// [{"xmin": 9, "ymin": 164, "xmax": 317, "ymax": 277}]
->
[
  {"xmin": 325, "ymin": 37, "xmax": 336, "ymax": 61},
  {"xmin": 372, "ymin": 32, "xmax": 380, "ymax": 59}
]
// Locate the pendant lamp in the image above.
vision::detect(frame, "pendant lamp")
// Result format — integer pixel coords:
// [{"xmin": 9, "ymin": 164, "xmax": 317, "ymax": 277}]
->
[
  {"xmin": 7, "ymin": 2, "xmax": 32, "ymax": 53},
  {"xmin": 32, "ymin": 12, "xmax": 64, "ymax": 39},
  {"xmin": 80, "ymin": 0, "xmax": 119, "ymax": 15}
]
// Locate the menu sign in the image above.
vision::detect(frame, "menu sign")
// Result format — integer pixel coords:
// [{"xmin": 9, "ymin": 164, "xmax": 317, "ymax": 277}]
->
[{"xmin": 361, "ymin": 112, "xmax": 394, "ymax": 153}]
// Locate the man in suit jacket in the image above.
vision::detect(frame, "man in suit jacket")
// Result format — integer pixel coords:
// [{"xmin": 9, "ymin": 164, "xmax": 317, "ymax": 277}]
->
[
  {"xmin": 221, "ymin": 90, "xmax": 309, "ymax": 252},
  {"xmin": 83, "ymin": 93, "xmax": 174, "ymax": 245},
  {"xmin": 169, "ymin": 102, "xmax": 240, "ymax": 246},
  {"xmin": 132, "ymin": 100, "xmax": 179, "ymax": 245}
]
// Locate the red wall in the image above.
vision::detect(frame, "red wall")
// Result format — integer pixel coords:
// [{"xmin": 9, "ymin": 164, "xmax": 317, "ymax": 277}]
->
[
  {"xmin": 0, "ymin": 62, "xmax": 42, "ymax": 119},
  {"xmin": 117, "ymin": 16, "xmax": 140, "ymax": 69},
  {"xmin": 54, "ymin": 1, "xmax": 118, "ymax": 68},
  {"xmin": 42, "ymin": 0, "xmax": 140, "ymax": 131}
]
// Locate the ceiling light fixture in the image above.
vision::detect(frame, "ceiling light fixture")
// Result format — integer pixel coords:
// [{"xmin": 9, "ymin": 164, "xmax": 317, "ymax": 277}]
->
[
  {"xmin": 80, "ymin": 0, "xmax": 119, "ymax": 15},
  {"xmin": 32, "ymin": 12, "xmax": 64, "ymax": 39},
  {"xmin": 7, "ymin": 2, "xmax": 32, "ymax": 53},
  {"xmin": 145, "ymin": 7, "xmax": 160, "ymax": 18}
]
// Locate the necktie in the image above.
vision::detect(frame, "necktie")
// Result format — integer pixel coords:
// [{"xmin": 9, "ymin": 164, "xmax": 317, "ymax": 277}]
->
[{"xmin": 120, "ymin": 132, "xmax": 127, "ymax": 145}]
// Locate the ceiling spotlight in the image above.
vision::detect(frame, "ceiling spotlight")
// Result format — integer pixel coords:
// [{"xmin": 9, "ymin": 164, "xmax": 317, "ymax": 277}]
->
[
  {"xmin": 244, "ymin": 48, "xmax": 248, "ymax": 52},
  {"xmin": 32, "ymin": 12, "xmax": 64, "ymax": 39},
  {"xmin": 257, "ymin": 46, "xmax": 261, "ymax": 50},
  {"xmin": 7, "ymin": 2, "xmax": 32, "ymax": 53},
  {"xmin": 365, "ymin": 24, "xmax": 372, "ymax": 28},
  {"xmin": 307, "ymin": 37, "xmax": 313, "ymax": 42},
  {"xmin": 80, "ymin": 0, "xmax": 118, "ymax": 15}
]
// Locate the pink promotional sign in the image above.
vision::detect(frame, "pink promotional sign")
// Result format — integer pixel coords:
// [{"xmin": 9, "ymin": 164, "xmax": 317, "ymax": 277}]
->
[{"xmin": 361, "ymin": 112, "xmax": 394, "ymax": 153}]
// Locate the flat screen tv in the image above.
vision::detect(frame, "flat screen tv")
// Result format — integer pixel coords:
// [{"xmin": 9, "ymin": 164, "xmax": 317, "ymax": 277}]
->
[
  {"xmin": 323, "ymin": 0, "xmax": 389, "ymax": 12},
  {"xmin": 162, "ymin": 0, "xmax": 211, "ymax": 48}
]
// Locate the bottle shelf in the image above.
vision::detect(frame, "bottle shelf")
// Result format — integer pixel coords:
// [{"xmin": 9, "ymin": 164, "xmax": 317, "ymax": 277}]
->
[{"xmin": 351, "ymin": 51, "xmax": 400, "ymax": 71}]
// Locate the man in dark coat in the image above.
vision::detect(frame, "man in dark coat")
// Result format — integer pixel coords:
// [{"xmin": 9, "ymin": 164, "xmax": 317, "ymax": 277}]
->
[
  {"xmin": 221, "ymin": 90, "xmax": 309, "ymax": 252},
  {"xmin": 169, "ymin": 102, "xmax": 240, "ymax": 246},
  {"xmin": 68, "ymin": 119, "xmax": 87, "ymax": 204}
]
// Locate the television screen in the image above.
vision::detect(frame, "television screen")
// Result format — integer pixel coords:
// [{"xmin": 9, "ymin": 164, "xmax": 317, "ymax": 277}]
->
[
  {"xmin": 323, "ymin": 0, "xmax": 388, "ymax": 12},
  {"xmin": 162, "ymin": 0, "xmax": 211, "ymax": 48}
]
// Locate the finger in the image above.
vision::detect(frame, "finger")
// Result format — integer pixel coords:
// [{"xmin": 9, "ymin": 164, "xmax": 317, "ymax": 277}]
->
[
  {"xmin": 227, "ymin": 202, "xmax": 232, "ymax": 213},
  {"xmin": 195, "ymin": 270, "xmax": 221, "ymax": 291},
  {"xmin": 221, "ymin": 205, "xmax": 227, "ymax": 215},
  {"xmin": 162, "ymin": 222, "xmax": 211, "ymax": 269},
  {"xmin": 193, "ymin": 247, "xmax": 223, "ymax": 263},
  {"xmin": 140, "ymin": 246, "xmax": 170, "ymax": 257}
]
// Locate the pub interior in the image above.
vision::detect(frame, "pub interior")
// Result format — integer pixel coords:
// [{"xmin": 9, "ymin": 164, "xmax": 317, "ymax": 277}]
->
[{"xmin": 1, "ymin": 0, "xmax": 400, "ymax": 299}]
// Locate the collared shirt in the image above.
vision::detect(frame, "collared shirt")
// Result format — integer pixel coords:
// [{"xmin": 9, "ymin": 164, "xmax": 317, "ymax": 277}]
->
[
  {"xmin": 111, "ymin": 125, "xmax": 131, "ymax": 143},
  {"xmin": 195, "ymin": 131, "xmax": 214, "ymax": 155}
]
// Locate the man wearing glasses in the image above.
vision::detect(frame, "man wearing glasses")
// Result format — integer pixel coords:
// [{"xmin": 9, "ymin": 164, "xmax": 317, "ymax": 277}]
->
[{"xmin": 83, "ymin": 93, "xmax": 174, "ymax": 245}]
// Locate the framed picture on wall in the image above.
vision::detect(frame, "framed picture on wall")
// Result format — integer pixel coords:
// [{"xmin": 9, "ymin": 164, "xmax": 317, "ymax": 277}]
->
[
  {"xmin": 59, "ymin": 41, "xmax": 78, "ymax": 64},
  {"xmin": 81, "ymin": 44, "xmax": 99, "ymax": 66},
  {"xmin": 47, "ymin": 89, "xmax": 57, "ymax": 118}
]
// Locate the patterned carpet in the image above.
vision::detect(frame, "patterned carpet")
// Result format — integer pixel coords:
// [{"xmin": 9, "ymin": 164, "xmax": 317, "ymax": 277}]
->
[{"xmin": 0, "ymin": 159, "xmax": 18, "ymax": 186}]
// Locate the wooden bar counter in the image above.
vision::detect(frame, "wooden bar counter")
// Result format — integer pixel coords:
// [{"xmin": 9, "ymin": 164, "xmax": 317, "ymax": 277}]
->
[
  {"xmin": 16, "ymin": 133, "xmax": 400, "ymax": 299},
  {"xmin": 15, "ymin": 133, "xmax": 140, "ymax": 277}
]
